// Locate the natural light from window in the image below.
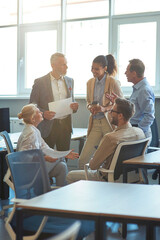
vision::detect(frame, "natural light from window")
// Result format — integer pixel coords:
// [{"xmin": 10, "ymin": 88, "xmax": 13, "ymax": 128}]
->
[
  {"xmin": 117, "ymin": 22, "xmax": 156, "ymax": 88},
  {"xmin": 25, "ymin": 30, "xmax": 57, "ymax": 88}
]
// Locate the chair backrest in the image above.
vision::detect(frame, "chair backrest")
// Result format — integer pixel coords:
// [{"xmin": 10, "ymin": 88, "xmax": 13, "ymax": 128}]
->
[
  {"xmin": 150, "ymin": 118, "xmax": 159, "ymax": 147},
  {"xmin": 6, "ymin": 149, "xmax": 51, "ymax": 199},
  {"xmin": 110, "ymin": 138, "xmax": 150, "ymax": 181},
  {"xmin": 47, "ymin": 221, "xmax": 81, "ymax": 240},
  {"xmin": 0, "ymin": 130, "xmax": 14, "ymax": 153},
  {"xmin": 0, "ymin": 108, "xmax": 10, "ymax": 133}
]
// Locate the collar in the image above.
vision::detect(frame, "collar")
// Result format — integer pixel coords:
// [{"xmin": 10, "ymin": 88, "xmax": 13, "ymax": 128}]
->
[
  {"xmin": 115, "ymin": 122, "xmax": 132, "ymax": 131},
  {"xmin": 95, "ymin": 73, "xmax": 106, "ymax": 85},
  {"xmin": 132, "ymin": 77, "xmax": 146, "ymax": 90},
  {"xmin": 50, "ymin": 72, "xmax": 64, "ymax": 81}
]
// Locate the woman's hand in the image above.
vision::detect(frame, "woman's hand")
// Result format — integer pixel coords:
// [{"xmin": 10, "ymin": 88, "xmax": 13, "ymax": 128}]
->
[
  {"xmin": 66, "ymin": 150, "xmax": 79, "ymax": 160},
  {"xmin": 89, "ymin": 104, "xmax": 101, "ymax": 115},
  {"xmin": 45, "ymin": 155, "xmax": 58, "ymax": 162}
]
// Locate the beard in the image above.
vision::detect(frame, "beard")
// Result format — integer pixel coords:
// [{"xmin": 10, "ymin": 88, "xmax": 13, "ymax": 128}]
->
[{"xmin": 111, "ymin": 116, "xmax": 118, "ymax": 126}]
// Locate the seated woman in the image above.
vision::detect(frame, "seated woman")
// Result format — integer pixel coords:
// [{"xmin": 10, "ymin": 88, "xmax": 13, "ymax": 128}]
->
[{"xmin": 16, "ymin": 104, "xmax": 79, "ymax": 187}]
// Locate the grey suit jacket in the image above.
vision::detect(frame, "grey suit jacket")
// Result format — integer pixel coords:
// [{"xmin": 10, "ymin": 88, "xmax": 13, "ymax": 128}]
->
[{"xmin": 30, "ymin": 73, "xmax": 75, "ymax": 138}]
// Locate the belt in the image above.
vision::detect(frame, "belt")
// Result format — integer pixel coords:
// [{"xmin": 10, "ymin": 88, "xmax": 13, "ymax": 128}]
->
[{"xmin": 132, "ymin": 124, "xmax": 138, "ymax": 127}]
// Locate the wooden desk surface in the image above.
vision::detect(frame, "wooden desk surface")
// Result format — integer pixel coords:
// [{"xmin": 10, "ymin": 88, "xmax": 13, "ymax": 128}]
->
[
  {"xmin": 123, "ymin": 150, "xmax": 160, "ymax": 166},
  {"xmin": 18, "ymin": 180, "xmax": 160, "ymax": 222}
]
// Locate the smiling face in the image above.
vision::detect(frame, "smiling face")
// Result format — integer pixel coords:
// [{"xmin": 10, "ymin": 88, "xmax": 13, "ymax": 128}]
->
[{"xmin": 91, "ymin": 62, "xmax": 107, "ymax": 80}]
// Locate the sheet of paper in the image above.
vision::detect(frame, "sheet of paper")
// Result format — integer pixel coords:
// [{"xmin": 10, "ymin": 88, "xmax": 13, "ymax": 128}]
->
[
  {"xmin": 43, "ymin": 148, "xmax": 71, "ymax": 158},
  {"xmin": 48, "ymin": 97, "xmax": 72, "ymax": 119}
]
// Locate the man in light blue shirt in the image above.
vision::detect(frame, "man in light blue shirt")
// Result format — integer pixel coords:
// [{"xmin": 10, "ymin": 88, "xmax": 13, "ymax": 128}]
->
[
  {"xmin": 125, "ymin": 59, "xmax": 155, "ymax": 183},
  {"xmin": 125, "ymin": 58, "xmax": 155, "ymax": 138}
]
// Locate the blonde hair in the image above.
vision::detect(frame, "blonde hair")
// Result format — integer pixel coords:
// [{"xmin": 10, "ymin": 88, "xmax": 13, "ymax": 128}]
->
[{"xmin": 17, "ymin": 104, "xmax": 38, "ymax": 124}]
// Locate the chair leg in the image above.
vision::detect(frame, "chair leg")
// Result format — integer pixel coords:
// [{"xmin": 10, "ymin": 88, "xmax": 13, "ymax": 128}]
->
[
  {"xmin": 122, "ymin": 223, "xmax": 127, "ymax": 239},
  {"xmin": 119, "ymin": 223, "xmax": 127, "ymax": 239}
]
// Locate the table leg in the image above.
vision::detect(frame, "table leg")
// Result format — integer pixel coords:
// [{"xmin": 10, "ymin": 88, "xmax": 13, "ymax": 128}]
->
[
  {"xmin": 122, "ymin": 223, "xmax": 127, "ymax": 239},
  {"xmin": 95, "ymin": 218, "xmax": 106, "ymax": 240},
  {"xmin": 146, "ymin": 223, "xmax": 155, "ymax": 240},
  {"xmin": 123, "ymin": 166, "xmax": 128, "ymax": 183},
  {"xmin": 16, "ymin": 208, "xmax": 23, "ymax": 240}
]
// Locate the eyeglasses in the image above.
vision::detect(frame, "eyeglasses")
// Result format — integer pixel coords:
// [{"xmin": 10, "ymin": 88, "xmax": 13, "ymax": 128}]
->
[{"xmin": 109, "ymin": 109, "xmax": 121, "ymax": 114}]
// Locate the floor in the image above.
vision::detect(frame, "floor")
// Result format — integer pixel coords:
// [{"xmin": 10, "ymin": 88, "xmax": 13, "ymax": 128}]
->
[{"xmin": 1, "ymin": 170, "xmax": 160, "ymax": 240}]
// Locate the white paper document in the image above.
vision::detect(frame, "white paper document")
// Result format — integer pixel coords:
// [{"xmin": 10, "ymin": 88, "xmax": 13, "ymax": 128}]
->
[
  {"xmin": 48, "ymin": 97, "xmax": 72, "ymax": 119},
  {"xmin": 43, "ymin": 148, "xmax": 71, "ymax": 158}
]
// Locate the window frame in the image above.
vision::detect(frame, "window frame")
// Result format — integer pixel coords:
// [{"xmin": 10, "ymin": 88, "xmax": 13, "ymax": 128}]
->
[
  {"xmin": 111, "ymin": 13, "xmax": 160, "ymax": 96},
  {"xmin": 17, "ymin": 21, "xmax": 61, "ymax": 95},
  {"xmin": 0, "ymin": 1, "xmax": 160, "ymax": 98}
]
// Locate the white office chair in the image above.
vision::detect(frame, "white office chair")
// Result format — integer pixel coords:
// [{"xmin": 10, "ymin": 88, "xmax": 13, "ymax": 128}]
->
[
  {"xmin": 46, "ymin": 221, "xmax": 81, "ymax": 240},
  {"xmin": 85, "ymin": 138, "xmax": 150, "ymax": 183}
]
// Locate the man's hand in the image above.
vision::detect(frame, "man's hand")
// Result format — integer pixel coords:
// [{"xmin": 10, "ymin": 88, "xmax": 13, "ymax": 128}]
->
[
  {"xmin": 70, "ymin": 102, "xmax": 79, "ymax": 112},
  {"xmin": 66, "ymin": 149, "xmax": 79, "ymax": 160},
  {"xmin": 45, "ymin": 155, "xmax": 58, "ymax": 162},
  {"xmin": 43, "ymin": 111, "xmax": 56, "ymax": 120},
  {"xmin": 105, "ymin": 92, "xmax": 118, "ymax": 104}
]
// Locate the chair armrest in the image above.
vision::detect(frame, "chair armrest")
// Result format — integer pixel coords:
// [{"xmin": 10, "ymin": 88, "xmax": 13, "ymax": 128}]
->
[
  {"xmin": 84, "ymin": 163, "xmax": 90, "ymax": 180},
  {"xmin": 99, "ymin": 168, "xmax": 114, "ymax": 174},
  {"xmin": 51, "ymin": 186, "xmax": 60, "ymax": 190},
  {"xmin": 148, "ymin": 146, "xmax": 160, "ymax": 151},
  {"xmin": 11, "ymin": 198, "xmax": 29, "ymax": 204}
]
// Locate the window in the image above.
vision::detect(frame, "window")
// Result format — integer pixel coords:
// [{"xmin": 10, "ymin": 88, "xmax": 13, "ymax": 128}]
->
[
  {"xmin": 0, "ymin": 27, "xmax": 17, "ymax": 95},
  {"xmin": 66, "ymin": 19, "xmax": 109, "ymax": 95},
  {"xmin": 66, "ymin": 0, "xmax": 109, "ymax": 19},
  {"xmin": 0, "ymin": 0, "xmax": 17, "ymax": 25},
  {"xmin": 19, "ymin": 23, "xmax": 60, "ymax": 94},
  {"xmin": 22, "ymin": 0, "xmax": 61, "ymax": 23},
  {"xmin": 112, "ymin": 16, "xmax": 159, "ymax": 95},
  {"xmin": 1, "ymin": 0, "xmax": 160, "ymax": 97},
  {"xmin": 114, "ymin": 0, "xmax": 160, "ymax": 15}
]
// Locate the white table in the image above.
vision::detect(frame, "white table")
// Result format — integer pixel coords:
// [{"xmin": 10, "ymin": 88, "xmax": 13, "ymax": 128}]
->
[
  {"xmin": 123, "ymin": 150, "xmax": 160, "ymax": 184},
  {"xmin": 16, "ymin": 180, "xmax": 160, "ymax": 240}
]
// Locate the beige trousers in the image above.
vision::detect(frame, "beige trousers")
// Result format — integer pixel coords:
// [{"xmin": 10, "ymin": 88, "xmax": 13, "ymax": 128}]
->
[{"xmin": 78, "ymin": 117, "xmax": 112, "ymax": 170}]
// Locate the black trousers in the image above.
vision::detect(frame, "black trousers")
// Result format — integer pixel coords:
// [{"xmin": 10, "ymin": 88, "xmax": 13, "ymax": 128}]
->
[{"xmin": 44, "ymin": 117, "xmax": 71, "ymax": 151}]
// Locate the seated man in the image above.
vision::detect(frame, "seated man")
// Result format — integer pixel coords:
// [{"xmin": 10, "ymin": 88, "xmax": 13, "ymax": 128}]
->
[{"xmin": 67, "ymin": 97, "xmax": 146, "ymax": 184}]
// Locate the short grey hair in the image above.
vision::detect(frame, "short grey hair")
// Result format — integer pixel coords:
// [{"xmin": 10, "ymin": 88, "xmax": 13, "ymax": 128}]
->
[{"xmin": 50, "ymin": 52, "xmax": 65, "ymax": 65}]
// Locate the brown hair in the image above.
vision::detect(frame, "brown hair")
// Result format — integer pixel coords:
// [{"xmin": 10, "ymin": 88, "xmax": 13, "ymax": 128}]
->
[
  {"xmin": 129, "ymin": 59, "xmax": 145, "ymax": 78},
  {"xmin": 115, "ymin": 98, "xmax": 135, "ymax": 121}
]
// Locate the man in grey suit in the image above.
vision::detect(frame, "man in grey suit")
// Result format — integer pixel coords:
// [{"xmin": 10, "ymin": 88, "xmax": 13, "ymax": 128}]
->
[{"xmin": 30, "ymin": 52, "xmax": 79, "ymax": 151}]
